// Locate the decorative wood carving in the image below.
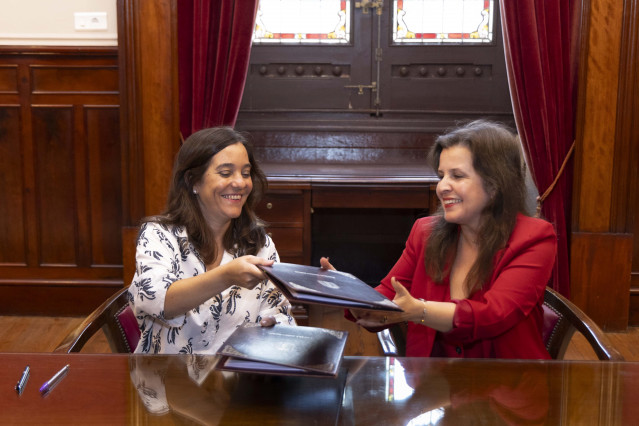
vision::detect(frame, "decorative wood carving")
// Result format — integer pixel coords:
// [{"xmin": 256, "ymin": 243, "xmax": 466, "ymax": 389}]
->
[{"xmin": 390, "ymin": 64, "xmax": 491, "ymax": 78}]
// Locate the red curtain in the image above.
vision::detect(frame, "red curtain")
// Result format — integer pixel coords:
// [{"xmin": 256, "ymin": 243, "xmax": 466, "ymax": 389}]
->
[
  {"xmin": 499, "ymin": 1, "xmax": 581, "ymax": 297},
  {"xmin": 178, "ymin": 0, "xmax": 259, "ymax": 138}
]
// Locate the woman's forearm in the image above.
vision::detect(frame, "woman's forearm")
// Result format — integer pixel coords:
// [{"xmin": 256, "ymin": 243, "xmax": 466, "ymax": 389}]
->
[
  {"xmin": 163, "ymin": 265, "xmax": 231, "ymax": 318},
  {"xmin": 408, "ymin": 299, "xmax": 456, "ymax": 333}
]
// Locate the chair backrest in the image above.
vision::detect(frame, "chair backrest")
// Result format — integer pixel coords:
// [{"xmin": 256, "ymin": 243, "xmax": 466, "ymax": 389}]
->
[
  {"xmin": 378, "ymin": 287, "xmax": 624, "ymax": 360},
  {"xmin": 542, "ymin": 286, "xmax": 624, "ymax": 360},
  {"xmin": 54, "ymin": 287, "xmax": 141, "ymax": 353}
]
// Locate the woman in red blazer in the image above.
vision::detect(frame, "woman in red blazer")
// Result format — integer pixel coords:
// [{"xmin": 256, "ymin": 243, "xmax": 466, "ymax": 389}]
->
[{"xmin": 327, "ymin": 120, "xmax": 557, "ymax": 359}]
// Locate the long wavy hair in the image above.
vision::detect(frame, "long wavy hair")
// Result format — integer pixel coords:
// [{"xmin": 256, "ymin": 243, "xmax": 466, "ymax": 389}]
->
[
  {"xmin": 424, "ymin": 120, "xmax": 528, "ymax": 294},
  {"xmin": 146, "ymin": 127, "xmax": 268, "ymax": 264}
]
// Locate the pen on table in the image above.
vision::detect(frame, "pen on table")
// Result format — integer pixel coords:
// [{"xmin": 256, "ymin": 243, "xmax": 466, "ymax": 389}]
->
[
  {"xmin": 39, "ymin": 364, "xmax": 69, "ymax": 395},
  {"xmin": 15, "ymin": 365, "xmax": 30, "ymax": 395}
]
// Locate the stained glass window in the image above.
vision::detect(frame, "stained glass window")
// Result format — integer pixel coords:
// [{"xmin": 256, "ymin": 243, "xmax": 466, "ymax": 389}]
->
[
  {"xmin": 393, "ymin": 0, "xmax": 494, "ymax": 44},
  {"xmin": 253, "ymin": 0, "xmax": 351, "ymax": 44}
]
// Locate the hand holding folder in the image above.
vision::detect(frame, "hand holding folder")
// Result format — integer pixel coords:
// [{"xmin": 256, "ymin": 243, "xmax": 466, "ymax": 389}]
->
[{"xmin": 259, "ymin": 262, "xmax": 402, "ymax": 312}]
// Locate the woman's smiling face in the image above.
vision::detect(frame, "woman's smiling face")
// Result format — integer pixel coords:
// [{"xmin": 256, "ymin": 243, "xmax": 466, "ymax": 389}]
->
[
  {"xmin": 436, "ymin": 145, "xmax": 491, "ymax": 232},
  {"xmin": 193, "ymin": 142, "xmax": 253, "ymax": 232}
]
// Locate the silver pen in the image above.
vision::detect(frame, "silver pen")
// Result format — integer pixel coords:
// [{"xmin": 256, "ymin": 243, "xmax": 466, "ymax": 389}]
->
[
  {"xmin": 15, "ymin": 365, "xmax": 30, "ymax": 395},
  {"xmin": 39, "ymin": 364, "xmax": 69, "ymax": 395}
]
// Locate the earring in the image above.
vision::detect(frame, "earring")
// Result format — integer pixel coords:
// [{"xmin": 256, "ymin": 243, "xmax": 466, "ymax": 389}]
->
[{"xmin": 193, "ymin": 189, "xmax": 197, "ymax": 195}]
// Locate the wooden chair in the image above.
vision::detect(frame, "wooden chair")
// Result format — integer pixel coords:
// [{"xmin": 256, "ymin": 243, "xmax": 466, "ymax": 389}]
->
[
  {"xmin": 54, "ymin": 287, "xmax": 140, "ymax": 353},
  {"xmin": 542, "ymin": 287, "xmax": 623, "ymax": 360},
  {"xmin": 378, "ymin": 286, "xmax": 625, "ymax": 361}
]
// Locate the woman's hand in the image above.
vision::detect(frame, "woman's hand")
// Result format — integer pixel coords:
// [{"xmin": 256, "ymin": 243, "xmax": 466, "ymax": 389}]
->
[
  {"xmin": 390, "ymin": 277, "xmax": 423, "ymax": 316},
  {"xmin": 260, "ymin": 315, "xmax": 277, "ymax": 327},
  {"xmin": 354, "ymin": 277, "xmax": 424, "ymax": 327},
  {"xmin": 220, "ymin": 255, "xmax": 274, "ymax": 289},
  {"xmin": 320, "ymin": 258, "xmax": 373, "ymax": 324},
  {"xmin": 390, "ymin": 278, "xmax": 454, "ymax": 331},
  {"xmin": 319, "ymin": 257, "xmax": 335, "ymax": 270}
]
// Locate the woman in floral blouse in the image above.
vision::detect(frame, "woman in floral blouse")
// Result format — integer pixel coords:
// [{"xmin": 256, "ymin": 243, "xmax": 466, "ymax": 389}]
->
[{"xmin": 128, "ymin": 127, "xmax": 295, "ymax": 354}]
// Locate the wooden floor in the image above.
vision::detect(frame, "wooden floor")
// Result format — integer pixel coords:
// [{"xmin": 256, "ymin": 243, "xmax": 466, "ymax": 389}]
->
[{"xmin": 0, "ymin": 314, "xmax": 638, "ymax": 360}]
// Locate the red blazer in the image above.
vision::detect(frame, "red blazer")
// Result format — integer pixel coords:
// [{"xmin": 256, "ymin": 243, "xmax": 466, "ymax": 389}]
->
[{"xmin": 375, "ymin": 214, "xmax": 557, "ymax": 359}]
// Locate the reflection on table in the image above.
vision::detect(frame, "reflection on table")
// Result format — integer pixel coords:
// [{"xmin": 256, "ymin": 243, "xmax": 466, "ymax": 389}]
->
[{"xmin": 1, "ymin": 353, "xmax": 636, "ymax": 425}]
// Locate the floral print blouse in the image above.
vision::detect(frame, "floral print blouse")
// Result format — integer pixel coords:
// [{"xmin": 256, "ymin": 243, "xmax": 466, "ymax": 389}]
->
[{"xmin": 128, "ymin": 222, "xmax": 295, "ymax": 354}]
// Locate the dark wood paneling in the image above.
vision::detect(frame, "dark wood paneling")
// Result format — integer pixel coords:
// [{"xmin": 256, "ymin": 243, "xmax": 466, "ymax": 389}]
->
[
  {"xmin": 266, "ymin": 227, "xmax": 304, "ymax": 258},
  {"xmin": 0, "ymin": 47, "xmax": 121, "ymax": 315},
  {"xmin": 256, "ymin": 192, "xmax": 305, "ymax": 226},
  {"xmin": 0, "ymin": 65, "xmax": 18, "ymax": 92},
  {"xmin": 30, "ymin": 65, "xmax": 118, "ymax": 93},
  {"xmin": 86, "ymin": 107, "xmax": 122, "ymax": 266},
  {"xmin": 312, "ymin": 184, "xmax": 430, "ymax": 209},
  {"xmin": 256, "ymin": 186, "xmax": 312, "ymax": 265},
  {"xmin": 122, "ymin": 226, "xmax": 138, "ymax": 287},
  {"xmin": 631, "ymin": 287, "xmax": 639, "ymax": 325},
  {"xmin": 0, "ymin": 106, "xmax": 26, "ymax": 265},
  {"xmin": 570, "ymin": 232, "xmax": 632, "ymax": 331},
  {"xmin": 0, "ymin": 284, "xmax": 119, "ymax": 316},
  {"xmin": 32, "ymin": 106, "xmax": 77, "ymax": 265},
  {"xmin": 246, "ymin": 129, "xmax": 439, "ymax": 166}
]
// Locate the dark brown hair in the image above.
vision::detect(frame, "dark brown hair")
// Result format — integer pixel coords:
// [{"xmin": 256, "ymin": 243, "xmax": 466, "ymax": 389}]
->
[
  {"xmin": 425, "ymin": 120, "xmax": 528, "ymax": 294},
  {"xmin": 147, "ymin": 127, "xmax": 268, "ymax": 264}
]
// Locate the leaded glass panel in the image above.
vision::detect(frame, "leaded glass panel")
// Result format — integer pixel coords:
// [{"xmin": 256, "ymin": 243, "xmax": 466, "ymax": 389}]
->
[
  {"xmin": 253, "ymin": 0, "xmax": 351, "ymax": 44},
  {"xmin": 393, "ymin": 0, "xmax": 494, "ymax": 44}
]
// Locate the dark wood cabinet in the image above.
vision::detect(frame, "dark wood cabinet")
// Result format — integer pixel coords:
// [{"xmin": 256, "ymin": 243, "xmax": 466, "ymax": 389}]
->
[{"xmin": 255, "ymin": 185, "xmax": 311, "ymax": 266}]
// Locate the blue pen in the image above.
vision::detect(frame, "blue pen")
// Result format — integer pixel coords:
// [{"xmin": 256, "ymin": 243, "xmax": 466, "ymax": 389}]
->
[
  {"xmin": 39, "ymin": 364, "xmax": 69, "ymax": 395},
  {"xmin": 15, "ymin": 365, "xmax": 30, "ymax": 395}
]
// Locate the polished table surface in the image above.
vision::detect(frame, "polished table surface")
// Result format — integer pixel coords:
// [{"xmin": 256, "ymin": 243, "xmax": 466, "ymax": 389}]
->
[{"xmin": 1, "ymin": 353, "xmax": 637, "ymax": 425}]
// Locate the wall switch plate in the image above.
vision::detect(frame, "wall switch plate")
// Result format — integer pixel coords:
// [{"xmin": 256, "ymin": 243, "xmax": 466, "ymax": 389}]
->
[{"xmin": 74, "ymin": 12, "xmax": 108, "ymax": 31}]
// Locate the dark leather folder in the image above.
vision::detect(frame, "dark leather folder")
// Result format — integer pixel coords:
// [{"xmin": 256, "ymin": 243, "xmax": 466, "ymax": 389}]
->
[
  {"xmin": 216, "ymin": 323, "xmax": 348, "ymax": 378},
  {"xmin": 260, "ymin": 262, "xmax": 402, "ymax": 312}
]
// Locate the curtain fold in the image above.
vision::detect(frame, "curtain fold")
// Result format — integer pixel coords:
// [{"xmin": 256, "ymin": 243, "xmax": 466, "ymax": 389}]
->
[
  {"xmin": 500, "ymin": 1, "xmax": 581, "ymax": 296},
  {"xmin": 178, "ymin": 0, "xmax": 259, "ymax": 138}
]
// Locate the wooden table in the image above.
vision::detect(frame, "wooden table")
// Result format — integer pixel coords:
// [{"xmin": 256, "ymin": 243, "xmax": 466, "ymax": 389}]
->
[{"xmin": 1, "ymin": 353, "xmax": 636, "ymax": 425}]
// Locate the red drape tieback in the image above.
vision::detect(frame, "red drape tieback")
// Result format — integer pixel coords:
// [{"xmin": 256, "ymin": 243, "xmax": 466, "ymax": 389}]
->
[{"xmin": 535, "ymin": 140, "xmax": 575, "ymax": 218}]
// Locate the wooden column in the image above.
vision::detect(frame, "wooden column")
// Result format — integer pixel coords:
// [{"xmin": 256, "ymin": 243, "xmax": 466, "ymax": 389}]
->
[
  {"xmin": 572, "ymin": 0, "xmax": 638, "ymax": 330},
  {"xmin": 118, "ymin": 0, "xmax": 180, "ymax": 277},
  {"xmin": 118, "ymin": 0, "xmax": 180, "ymax": 225}
]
